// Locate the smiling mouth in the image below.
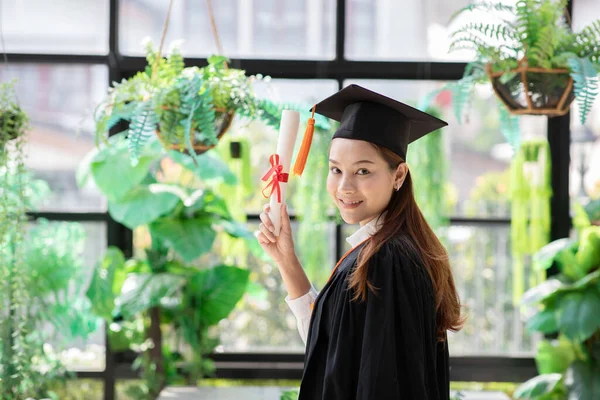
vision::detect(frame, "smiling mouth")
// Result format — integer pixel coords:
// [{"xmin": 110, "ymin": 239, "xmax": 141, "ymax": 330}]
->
[{"xmin": 339, "ymin": 199, "xmax": 363, "ymax": 206}]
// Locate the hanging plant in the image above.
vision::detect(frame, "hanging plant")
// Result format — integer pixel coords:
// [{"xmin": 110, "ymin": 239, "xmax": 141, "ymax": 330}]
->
[
  {"xmin": 448, "ymin": 0, "xmax": 600, "ymax": 124},
  {"xmin": 93, "ymin": 40, "xmax": 273, "ymax": 166},
  {"xmin": 0, "ymin": 81, "xmax": 33, "ymax": 399},
  {"xmin": 509, "ymin": 137, "xmax": 552, "ymax": 304}
]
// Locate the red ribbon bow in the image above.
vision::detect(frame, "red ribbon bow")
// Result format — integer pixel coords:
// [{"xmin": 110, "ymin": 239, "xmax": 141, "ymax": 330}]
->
[{"xmin": 261, "ymin": 154, "xmax": 289, "ymax": 203}]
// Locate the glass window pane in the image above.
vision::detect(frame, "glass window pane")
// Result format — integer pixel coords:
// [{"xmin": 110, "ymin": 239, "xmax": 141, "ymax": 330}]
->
[
  {"xmin": 29, "ymin": 221, "xmax": 107, "ymax": 372},
  {"xmin": 345, "ymin": 0, "xmax": 476, "ymax": 61},
  {"xmin": 573, "ymin": 0, "xmax": 600, "ymax": 32},
  {"xmin": 345, "ymin": 79, "xmax": 548, "ymax": 219},
  {"xmin": 119, "ymin": 0, "xmax": 336, "ymax": 59},
  {"xmin": 441, "ymin": 224, "xmax": 539, "ymax": 356},
  {"xmin": 0, "ymin": 0, "xmax": 109, "ymax": 54},
  {"xmin": 215, "ymin": 221, "xmax": 336, "ymax": 352},
  {"xmin": 1, "ymin": 63, "xmax": 109, "ymax": 212}
]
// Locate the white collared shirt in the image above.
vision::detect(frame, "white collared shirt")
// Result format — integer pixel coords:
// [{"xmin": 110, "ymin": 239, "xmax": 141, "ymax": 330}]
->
[{"xmin": 285, "ymin": 214, "xmax": 385, "ymax": 345}]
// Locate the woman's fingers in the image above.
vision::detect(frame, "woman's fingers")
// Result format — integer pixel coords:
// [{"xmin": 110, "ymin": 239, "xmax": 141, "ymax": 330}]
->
[
  {"xmin": 254, "ymin": 230, "xmax": 271, "ymax": 245},
  {"xmin": 258, "ymin": 222, "xmax": 276, "ymax": 243},
  {"xmin": 259, "ymin": 209, "xmax": 275, "ymax": 233}
]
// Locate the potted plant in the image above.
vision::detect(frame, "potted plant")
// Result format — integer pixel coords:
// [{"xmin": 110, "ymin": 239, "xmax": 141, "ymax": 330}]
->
[
  {"xmin": 421, "ymin": 0, "xmax": 600, "ymax": 146},
  {"xmin": 78, "ymin": 133, "xmax": 256, "ymax": 398},
  {"xmin": 0, "ymin": 83, "xmax": 27, "ymax": 155},
  {"xmin": 514, "ymin": 205, "xmax": 600, "ymax": 399},
  {"xmin": 94, "ymin": 40, "xmax": 281, "ymax": 166}
]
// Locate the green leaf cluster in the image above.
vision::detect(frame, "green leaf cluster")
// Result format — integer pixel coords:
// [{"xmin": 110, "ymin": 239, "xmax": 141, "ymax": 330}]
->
[
  {"xmin": 94, "ymin": 41, "xmax": 293, "ymax": 166},
  {"xmin": 437, "ymin": 0, "xmax": 600, "ymax": 132},
  {"xmin": 79, "ymin": 130, "xmax": 253, "ymax": 393},
  {"xmin": 516, "ymin": 213, "xmax": 600, "ymax": 399}
]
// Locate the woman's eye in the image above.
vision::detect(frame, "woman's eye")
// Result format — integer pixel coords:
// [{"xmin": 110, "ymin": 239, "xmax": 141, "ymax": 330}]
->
[
  {"xmin": 357, "ymin": 168, "xmax": 370, "ymax": 175},
  {"xmin": 330, "ymin": 167, "xmax": 341, "ymax": 174}
]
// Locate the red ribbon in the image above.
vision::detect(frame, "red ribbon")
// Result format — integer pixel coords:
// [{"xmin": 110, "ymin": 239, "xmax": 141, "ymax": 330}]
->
[{"xmin": 261, "ymin": 154, "xmax": 289, "ymax": 203}]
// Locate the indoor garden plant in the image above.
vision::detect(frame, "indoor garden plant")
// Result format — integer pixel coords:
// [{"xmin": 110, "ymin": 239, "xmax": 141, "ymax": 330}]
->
[
  {"xmin": 94, "ymin": 40, "xmax": 283, "ymax": 166},
  {"xmin": 515, "ymin": 205, "xmax": 600, "ymax": 399},
  {"xmin": 1, "ymin": 81, "xmax": 100, "ymax": 399},
  {"xmin": 78, "ymin": 132, "xmax": 255, "ymax": 398},
  {"xmin": 424, "ymin": 0, "xmax": 600, "ymax": 149},
  {"xmin": 450, "ymin": 0, "xmax": 600, "ymax": 123}
]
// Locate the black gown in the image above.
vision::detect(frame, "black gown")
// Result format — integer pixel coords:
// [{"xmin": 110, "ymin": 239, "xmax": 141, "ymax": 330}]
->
[{"xmin": 299, "ymin": 235, "xmax": 450, "ymax": 400}]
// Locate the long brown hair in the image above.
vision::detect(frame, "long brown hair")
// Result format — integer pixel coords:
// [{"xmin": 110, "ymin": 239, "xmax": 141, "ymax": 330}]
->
[{"xmin": 347, "ymin": 144, "xmax": 465, "ymax": 341}]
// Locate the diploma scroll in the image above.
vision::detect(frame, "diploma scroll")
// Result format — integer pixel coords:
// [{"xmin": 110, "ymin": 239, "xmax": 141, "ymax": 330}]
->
[{"xmin": 262, "ymin": 110, "xmax": 300, "ymax": 236}]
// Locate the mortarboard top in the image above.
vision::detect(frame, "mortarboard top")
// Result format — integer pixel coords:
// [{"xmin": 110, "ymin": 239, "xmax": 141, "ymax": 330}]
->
[
  {"xmin": 292, "ymin": 84, "xmax": 448, "ymax": 176},
  {"xmin": 314, "ymin": 84, "xmax": 448, "ymax": 161}
]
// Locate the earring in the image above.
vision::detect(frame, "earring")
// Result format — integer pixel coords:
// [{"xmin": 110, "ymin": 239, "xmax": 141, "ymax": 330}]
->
[{"xmin": 394, "ymin": 184, "xmax": 400, "ymax": 191}]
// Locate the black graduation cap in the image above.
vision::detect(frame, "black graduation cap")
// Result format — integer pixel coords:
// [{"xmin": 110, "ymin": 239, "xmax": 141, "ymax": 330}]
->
[
  {"xmin": 292, "ymin": 84, "xmax": 448, "ymax": 175},
  {"xmin": 322, "ymin": 84, "xmax": 447, "ymax": 157}
]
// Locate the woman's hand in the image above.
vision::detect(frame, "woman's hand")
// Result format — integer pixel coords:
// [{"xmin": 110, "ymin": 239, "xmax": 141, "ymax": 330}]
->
[{"xmin": 255, "ymin": 202, "xmax": 296, "ymax": 266}]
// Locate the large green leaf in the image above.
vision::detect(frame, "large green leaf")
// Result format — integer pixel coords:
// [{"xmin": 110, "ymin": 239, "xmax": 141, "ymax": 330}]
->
[
  {"xmin": 189, "ymin": 265, "xmax": 249, "ymax": 326},
  {"xmin": 168, "ymin": 150, "xmax": 236, "ymax": 185},
  {"xmin": 576, "ymin": 227, "xmax": 600, "ymax": 275},
  {"xmin": 108, "ymin": 185, "xmax": 180, "ymax": 229},
  {"xmin": 535, "ymin": 338, "xmax": 576, "ymax": 375},
  {"xmin": 557, "ymin": 289, "xmax": 600, "ymax": 342},
  {"xmin": 527, "ymin": 308, "xmax": 558, "ymax": 334},
  {"xmin": 567, "ymin": 361, "xmax": 600, "ymax": 400},
  {"xmin": 90, "ymin": 134, "xmax": 157, "ymax": 202},
  {"xmin": 149, "ymin": 217, "xmax": 216, "ymax": 262},
  {"xmin": 115, "ymin": 272, "xmax": 187, "ymax": 318},
  {"xmin": 513, "ymin": 374, "xmax": 564, "ymax": 399},
  {"xmin": 85, "ymin": 247, "xmax": 127, "ymax": 321},
  {"xmin": 522, "ymin": 279, "xmax": 565, "ymax": 306},
  {"xmin": 534, "ymin": 239, "xmax": 577, "ymax": 271}
]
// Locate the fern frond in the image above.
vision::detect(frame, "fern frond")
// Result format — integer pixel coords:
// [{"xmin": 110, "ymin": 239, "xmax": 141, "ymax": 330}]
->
[
  {"xmin": 449, "ymin": 2, "xmax": 514, "ymax": 22},
  {"xmin": 568, "ymin": 56, "xmax": 600, "ymax": 124},
  {"xmin": 127, "ymin": 101, "xmax": 158, "ymax": 165},
  {"xmin": 452, "ymin": 23, "xmax": 516, "ymax": 42},
  {"xmin": 451, "ymin": 62, "xmax": 486, "ymax": 123},
  {"xmin": 449, "ymin": 34, "xmax": 497, "ymax": 55},
  {"xmin": 528, "ymin": 25, "xmax": 559, "ymax": 68},
  {"xmin": 498, "ymin": 101, "xmax": 521, "ymax": 151},
  {"xmin": 515, "ymin": 0, "xmax": 541, "ymax": 50}
]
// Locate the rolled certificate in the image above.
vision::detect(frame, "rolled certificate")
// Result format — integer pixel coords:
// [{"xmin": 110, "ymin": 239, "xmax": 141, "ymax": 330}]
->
[{"xmin": 262, "ymin": 110, "xmax": 300, "ymax": 236}]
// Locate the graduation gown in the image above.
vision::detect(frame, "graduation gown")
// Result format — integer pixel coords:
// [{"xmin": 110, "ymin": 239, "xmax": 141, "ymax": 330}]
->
[{"xmin": 299, "ymin": 236, "xmax": 450, "ymax": 400}]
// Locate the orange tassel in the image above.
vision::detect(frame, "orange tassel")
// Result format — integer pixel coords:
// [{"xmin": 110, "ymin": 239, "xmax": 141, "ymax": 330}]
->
[{"xmin": 293, "ymin": 106, "xmax": 316, "ymax": 176}]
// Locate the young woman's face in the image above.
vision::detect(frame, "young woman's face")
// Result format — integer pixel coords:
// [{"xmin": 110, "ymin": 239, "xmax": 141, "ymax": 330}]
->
[{"xmin": 327, "ymin": 138, "xmax": 404, "ymax": 226}]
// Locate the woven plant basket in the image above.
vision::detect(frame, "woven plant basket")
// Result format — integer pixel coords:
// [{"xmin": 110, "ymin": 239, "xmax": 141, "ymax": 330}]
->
[
  {"xmin": 156, "ymin": 107, "xmax": 235, "ymax": 155},
  {"xmin": 486, "ymin": 59, "xmax": 575, "ymax": 117}
]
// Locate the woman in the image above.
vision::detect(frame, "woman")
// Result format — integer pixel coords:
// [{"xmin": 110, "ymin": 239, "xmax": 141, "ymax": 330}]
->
[{"xmin": 255, "ymin": 85, "xmax": 464, "ymax": 399}]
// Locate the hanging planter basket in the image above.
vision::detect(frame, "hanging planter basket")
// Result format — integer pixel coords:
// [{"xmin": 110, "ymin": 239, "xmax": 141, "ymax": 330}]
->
[
  {"xmin": 486, "ymin": 60, "xmax": 575, "ymax": 117},
  {"xmin": 156, "ymin": 107, "xmax": 235, "ymax": 155}
]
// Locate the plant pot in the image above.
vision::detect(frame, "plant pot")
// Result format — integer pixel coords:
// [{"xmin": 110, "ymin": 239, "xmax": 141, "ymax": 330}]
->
[
  {"xmin": 0, "ymin": 108, "xmax": 26, "ymax": 143},
  {"xmin": 156, "ymin": 107, "xmax": 235, "ymax": 155},
  {"xmin": 486, "ymin": 62, "xmax": 575, "ymax": 117}
]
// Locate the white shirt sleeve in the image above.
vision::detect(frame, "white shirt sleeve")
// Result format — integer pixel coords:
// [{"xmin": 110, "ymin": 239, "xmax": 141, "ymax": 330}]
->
[{"xmin": 285, "ymin": 286, "xmax": 319, "ymax": 345}]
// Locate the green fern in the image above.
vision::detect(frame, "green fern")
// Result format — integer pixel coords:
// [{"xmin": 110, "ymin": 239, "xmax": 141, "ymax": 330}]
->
[
  {"xmin": 127, "ymin": 101, "xmax": 158, "ymax": 166},
  {"xmin": 452, "ymin": 22, "xmax": 517, "ymax": 42},
  {"xmin": 449, "ymin": 1, "xmax": 514, "ymax": 22},
  {"xmin": 498, "ymin": 100, "xmax": 521, "ymax": 151},
  {"xmin": 451, "ymin": 62, "xmax": 486, "ymax": 123},
  {"xmin": 567, "ymin": 56, "xmax": 599, "ymax": 124},
  {"xmin": 529, "ymin": 25, "xmax": 559, "ymax": 68}
]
